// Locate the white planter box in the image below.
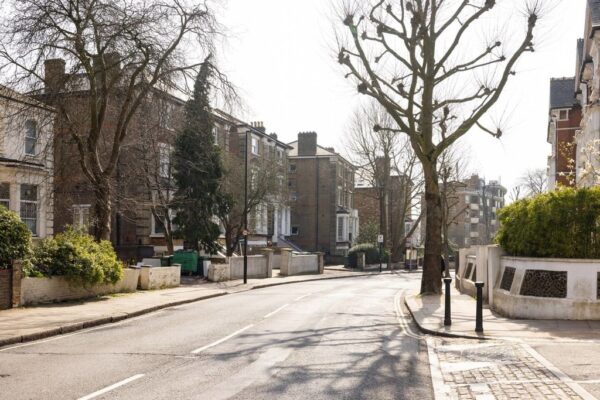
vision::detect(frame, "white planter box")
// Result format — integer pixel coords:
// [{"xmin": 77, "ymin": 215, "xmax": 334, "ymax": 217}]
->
[
  {"xmin": 20, "ymin": 268, "xmax": 140, "ymax": 306},
  {"xmin": 138, "ymin": 265, "xmax": 181, "ymax": 290}
]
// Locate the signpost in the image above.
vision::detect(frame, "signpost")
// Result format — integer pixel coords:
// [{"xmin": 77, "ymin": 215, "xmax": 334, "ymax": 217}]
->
[{"xmin": 377, "ymin": 234, "xmax": 384, "ymax": 273}]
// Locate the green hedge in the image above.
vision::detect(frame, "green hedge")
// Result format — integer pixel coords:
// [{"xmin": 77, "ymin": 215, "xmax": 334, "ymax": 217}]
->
[
  {"xmin": 0, "ymin": 206, "xmax": 32, "ymax": 268},
  {"xmin": 348, "ymin": 243, "xmax": 389, "ymax": 267},
  {"xmin": 31, "ymin": 229, "xmax": 123, "ymax": 286},
  {"xmin": 496, "ymin": 188, "xmax": 600, "ymax": 259}
]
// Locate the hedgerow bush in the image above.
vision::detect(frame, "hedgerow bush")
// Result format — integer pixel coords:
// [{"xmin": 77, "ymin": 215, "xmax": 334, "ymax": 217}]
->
[
  {"xmin": 348, "ymin": 243, "xmax": 389, "ymax": 267},
  {"xmin": 0, "ymin": 206, "xmax": 32, "ymax": 268},
  {"xmin": 31, "ymin": 229, "xmax": 123, "ymax": 286},
  {"xmin": 496, "ymin": 187, "xmax": 600, "ymax": 259}
]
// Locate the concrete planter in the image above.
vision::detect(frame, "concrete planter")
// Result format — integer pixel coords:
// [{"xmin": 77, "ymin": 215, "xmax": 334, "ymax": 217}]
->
[
  {"xmin": 20, "ymin": 268, "xmax": 140, "ymax": 306},
  {"xmin": 207, "ymin": 264, "xmax": 230, "ymax": 282},
  {"xmin": 138, "ymin": 265, "xmax": 181, "ymax": 290},
  {"xmin": 280, "ymin": 250, "xmax": 321, "ymax": 276},
  {"xmin": 230, "ymin": 253, "xmax": 273, "ymax": 279}
]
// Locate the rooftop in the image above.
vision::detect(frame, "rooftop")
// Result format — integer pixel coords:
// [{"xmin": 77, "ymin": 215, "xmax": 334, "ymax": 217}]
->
[{"xmin": 549, "ymin": 77, "xmax": 577, "ymax": 110}]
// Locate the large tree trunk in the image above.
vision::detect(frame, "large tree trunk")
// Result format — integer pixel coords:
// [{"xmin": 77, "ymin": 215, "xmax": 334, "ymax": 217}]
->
[
  {"xmin": 421, "ymin": 164, "xmax": 443, "ymax": 294},
  {"xmin": 93, "ymin": 179, "xmax": 112, "ymax": 242}
]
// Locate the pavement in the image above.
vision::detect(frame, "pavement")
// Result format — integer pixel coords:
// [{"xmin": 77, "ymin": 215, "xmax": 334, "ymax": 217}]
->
[
  {"xmin": 0, "ymin": 267, "xmax": 377, "ymax": 348},
  {"xmin": 404, "ymin": 282, "xmax": 600, "ymax": 341},
  {"xmin": 0, "ymin": 273, "xmax": 432, "ymax": 400}
]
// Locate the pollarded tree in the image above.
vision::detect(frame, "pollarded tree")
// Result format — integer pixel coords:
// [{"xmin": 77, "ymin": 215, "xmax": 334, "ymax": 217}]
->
[
  {"xmin": 0, "ymin": 0, "xmax": 227, "ymax": 241},
  {"xmin": 337, "ymin": 0, "xmax": 541, "ymax": 294},
  {"xmin": 172, "ymin": 59, "xmax": 228, "ymax": 254}
]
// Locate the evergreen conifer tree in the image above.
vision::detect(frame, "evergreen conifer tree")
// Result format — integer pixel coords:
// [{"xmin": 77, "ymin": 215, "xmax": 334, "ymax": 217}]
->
[{"xmin": 173, "ymin": 58, "xmax": 227, "ymax": 253}]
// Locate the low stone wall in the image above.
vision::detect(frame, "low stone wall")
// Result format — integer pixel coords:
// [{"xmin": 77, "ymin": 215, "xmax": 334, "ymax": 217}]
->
[
  {"xmin": 230, "ymin": 252, "xmax": 273, "ymax": 279},
  {"xmin": 208, "ymin": 264, "xmax": 230, "ymax": 282},
  {"xmin": 493, "ymin": 257, "xmax": 600, "ymax": 320},
  {"xmin": 0, "ymin": 269, "xmax": 12, "ymax": 310},
  {"xmin": 280, "ymin": 250, "xmax": 323, "ymax": 276},
  {"xmin": 20, "ymin": 268, "xmax": 140, "ymax": 306},
  {"xmin": 139, "ymin": 265, "xmax": 181, "ymax": 290},
  {"xmin": 456, "ymin": 245, "xmax": 504, "ymax": 302}
]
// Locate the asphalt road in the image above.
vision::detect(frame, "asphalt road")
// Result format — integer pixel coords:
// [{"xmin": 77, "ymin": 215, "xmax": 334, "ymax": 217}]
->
[{"xmin": 0, "ymin": 272, "xmax": 432, "ymax": 400}]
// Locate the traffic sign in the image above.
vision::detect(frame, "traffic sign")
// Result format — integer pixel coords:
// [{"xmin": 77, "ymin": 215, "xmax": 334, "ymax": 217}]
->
[{"xmin": 377, "ymin": 234, "xmax": 384, "ymax": 243}]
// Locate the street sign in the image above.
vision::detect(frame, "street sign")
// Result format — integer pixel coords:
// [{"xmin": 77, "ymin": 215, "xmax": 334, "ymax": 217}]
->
[
  {"xmin": 377, "ymin": 234, "xmax": 384, "ymax": 243},
  {"xmin": 242, "ymin": 229, "xmax": 249, "ymax": 236}
]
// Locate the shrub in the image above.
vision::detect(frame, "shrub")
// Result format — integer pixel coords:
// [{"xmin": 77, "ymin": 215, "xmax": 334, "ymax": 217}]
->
[
  {"xmin": 355, "ymin": 221, "xmax": 379, "ymax": 245},
  {"xmin": 348, "ymin": 243, "xmax": 389, "ymax": 267},
  {"xmin": 31, "ymin": 229, "xmax": 123, "ymax": 286},
  {"xmin": 496, "ymin": 187, "xmax": 600, "ymax": 259},
  {"xmin": 0, "ymin": 205, "xmax": 32, "ymax": 268}
]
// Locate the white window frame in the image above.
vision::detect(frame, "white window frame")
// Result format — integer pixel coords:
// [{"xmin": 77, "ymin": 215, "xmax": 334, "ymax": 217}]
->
[
  {"xmin": 20, "ymin": 184, "xmax": 38, "ymax": 236},
  {"xmin": 558, "ymin": 109, "xmax": 569, "ymax": 121},
  {"xmin": 72, "ymin": 204, "xmax": 91, "ymax": 231},
  {"xmin": 0, "ymin": 182, "xmax": 9, "ymax": 209},
  {"xmin": 158, "ymin": 143, "xmax": 172, "ymax": 179},
  {"xmin": 25, "ymin": 120, "xmax": 38, "ymax": 156},
  {"xmin": 251, "ymin": 137, "xmax": 259, "ymax": 155},
  {"xmin": 337, "ymin": 215, "xmax": 348, "ymax": 242}
]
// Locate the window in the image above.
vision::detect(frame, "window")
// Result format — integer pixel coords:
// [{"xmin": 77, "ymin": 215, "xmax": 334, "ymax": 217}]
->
[
  {"xmin": 73, "ymin": 204, "xmax": 90, "ymax": 231},
  {"xmin": 25, "ymin": 120, "xmax": 37, "ymax": 155},
  {"xmin": 20, "ymin": 184, "xmax": 38, "ymax": 235},
  {"xmin": 160, "ymin": 102, "xmax": 175, "ymax": 130},
  {"xmin": 212, "ymin": 127, "xmax": 218, "ymax": 144},
  {"xmin": 158, "ymin": 143, "xmax": 171, "ymax": 178},
  {"xmin": 291, "ymin": 226, "xmax": 299, "ymax": 235},
  {"xmin": 290, "ymin": 192, "xmax": 297, "ymax": 202},
  {"xmin": 558, "ymin": 109, "xmax": 569, "ymax": 121},
  {"xmin": 277, "ymin": 150, "xmax": 283, "ymax": 159},
  {"xmin": 337, "ymin": 216, "xmax": 347, "ymax": 242},
  {"xmin": 0, "ymin": 183, "xmax": 9, "ymax": 209},
  {"xmin": 289, "ymin": 164, "xmax": 296, "ymax": 173},
  {"xmin": 251, "ymin": 137, "xmax": 259, "ymax": 155},
  {"xmin": 337, "ymin": 186, "xmax": 343, "ymax": 206},
  {"xmin": 152, "ymin": 214, "xmax": 165, "ymax": 236}
]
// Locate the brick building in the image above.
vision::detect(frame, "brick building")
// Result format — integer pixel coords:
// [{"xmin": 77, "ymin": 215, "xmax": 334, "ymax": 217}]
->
[
  {"xmin": 287, "ymin": 132, "xmax": 358, "ymax": 260},
  {"xmin": 546, "ymin": 77, "xmax": 581, "ymax": 189}
]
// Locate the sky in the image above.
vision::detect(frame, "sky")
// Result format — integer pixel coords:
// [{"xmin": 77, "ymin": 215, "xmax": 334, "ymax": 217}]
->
[{"xmin": 219, "ymin": 0, "xmax": 587, "ymax": 192}]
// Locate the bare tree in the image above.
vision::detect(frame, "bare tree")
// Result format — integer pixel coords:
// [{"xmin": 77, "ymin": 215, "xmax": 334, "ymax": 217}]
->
[
  {"xmin": 0, "ymin": 0, "xmax": 229, "ymax": 241},
  {"xmin": 520, "ymin": 168, "xmax": 547, "ymax": 197},
  {"xmin": 508, "ymin": 185, "xmax": 522, "ymax": 203},
  {"xmin": 346, "ymin": 101, "xmax": 424, "ymax": 262},
  {"xmin": 217, "ymin": 151, "xmax": 286, "ymax": 257},
  {"xmin": 337, "ymin": 0, "xmax": 540, "ymax": 293}
]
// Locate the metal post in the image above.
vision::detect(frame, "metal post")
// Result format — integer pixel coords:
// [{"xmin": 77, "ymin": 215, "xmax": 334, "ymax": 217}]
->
[
  {"xmin": 444, "ymin": 277, "xmax": 452, "ymax": 326},
  {"xmin": 243, "ymin": 131, "xmax": 249, "ymax": 284},
  {"xmin": 475, "ymin": 281, "xmax": 484, "ymax": 332},
  {"xmin": 379, "ymin": 242, "xmax": 383, "ymax": 273}
]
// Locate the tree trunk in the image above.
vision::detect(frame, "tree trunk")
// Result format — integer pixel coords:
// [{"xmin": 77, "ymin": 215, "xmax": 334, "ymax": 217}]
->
[
  {"xmin": 421, "ymin": 164, "xmax": 443, "ymax": 294},
  {"xmin": 92, "ymin": 179, "xmax": 112, "ymax": 242}
]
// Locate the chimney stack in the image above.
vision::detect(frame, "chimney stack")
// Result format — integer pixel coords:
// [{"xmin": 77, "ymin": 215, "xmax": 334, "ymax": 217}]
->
[
  {"xmin": 44, "ymin": 59, "xmax": 66, "ymax": 93},
  {"xmin": 298, "ymin": 132, "xmax": 317, "ymax": 156},
  {"xmin": 250, "ymin": 121, "xmax": 266, "ymax": 133}
]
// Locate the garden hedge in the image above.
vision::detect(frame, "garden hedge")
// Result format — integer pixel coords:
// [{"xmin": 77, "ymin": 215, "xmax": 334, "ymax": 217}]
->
[
  {"xmin": 31, "ymin": 229, "xmax": 123, "ymax": 286},
  {"xmin": 0, "ymin": 205, "xmax": 32, "ymax": 268},
  {"xmin": 496, "ymin": 187, "xmax": 600, "ymax": 259},
  {"xmin": 348, "ymin": 243, "xmax": 389, "ymax": 267}
]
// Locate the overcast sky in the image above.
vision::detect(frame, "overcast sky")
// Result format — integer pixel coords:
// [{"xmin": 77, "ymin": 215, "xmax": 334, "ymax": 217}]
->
[{"xmin": 219, "ymin": 0, "xmax": 586, "ymax": 192}]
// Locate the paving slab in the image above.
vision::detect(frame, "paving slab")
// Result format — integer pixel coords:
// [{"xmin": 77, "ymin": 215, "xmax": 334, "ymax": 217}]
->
[
  {"xmin": 0, "ymin": 267, "xmax": 375, "ymax": 348},
  {"xmin": 405, "ymin": 283, "xmax": 600, "ymax": 341}
]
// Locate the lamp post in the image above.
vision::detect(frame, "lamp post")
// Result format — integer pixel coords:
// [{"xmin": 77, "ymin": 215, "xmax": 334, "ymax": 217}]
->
[{"xmin": 243, "ymin": 130, "xmax": 249, "ymax": 284}]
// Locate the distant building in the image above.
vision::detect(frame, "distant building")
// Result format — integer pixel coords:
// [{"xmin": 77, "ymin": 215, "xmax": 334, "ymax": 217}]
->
[
  {"xmin": 287, "ymin": 132, "xmax": 358, "ymax": 260},
  {"xmin": 422, "ymin": 174, "xmax": 506, "ymax": 249},
  {"xmin": 546, "ymin": 77, "xmax": 580, "ymax": 189},
  {"xmin": 0, "ymin": 85, "xmax": 55, "ymax": 240}
]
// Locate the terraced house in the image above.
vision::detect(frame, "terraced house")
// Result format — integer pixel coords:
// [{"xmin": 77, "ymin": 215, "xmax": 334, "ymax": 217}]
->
[{"xmin": 0, "ymin": 86, "xmax": 55, "ymax": 240}]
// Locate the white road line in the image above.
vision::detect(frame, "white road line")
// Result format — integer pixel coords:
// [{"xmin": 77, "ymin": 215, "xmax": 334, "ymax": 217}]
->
[
  {"xmin": 426, "ymin": 338, "xmax": 450, "ymax": 400},
  {"xmin": 191, "ymin": 324, "xmax": 254, "ymax": 354},
  {"xmin": 520, "ymin": 343, "xmax": 597, "ymax": 400},
  {"xmin": 77, "ymin": 374, "xmax": 145, "ymax": 400},
  {"xmin": 294, "ymin": 293, "xmax": 312, "ymax": 301},
  {"xmin": 263, "ymin": 304, "xmax": 290, "ymax": 319}
]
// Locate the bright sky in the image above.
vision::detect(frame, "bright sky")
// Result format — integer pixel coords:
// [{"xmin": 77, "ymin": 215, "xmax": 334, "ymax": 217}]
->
[{"xmin": 220, "ymin": 0, "xmax": 586, "ymax": 192}]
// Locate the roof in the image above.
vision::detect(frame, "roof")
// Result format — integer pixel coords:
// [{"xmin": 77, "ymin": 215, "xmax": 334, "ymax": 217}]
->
[
  {"xmin": 549, "ymin": 78, "xmax": 576, "ymax": 109},
  {"xmin": 288, "ymin": 140, "xmax": 355, "ymax": 167},
  {"xmin": 0, "ymin": 85, "xmax": 55, "ymax": 112}
]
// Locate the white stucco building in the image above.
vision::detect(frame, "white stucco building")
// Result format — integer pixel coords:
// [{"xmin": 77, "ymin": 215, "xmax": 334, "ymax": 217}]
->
[{"xmin": 0, "ymin": 86, "xmax": 55, "ymax": 239}]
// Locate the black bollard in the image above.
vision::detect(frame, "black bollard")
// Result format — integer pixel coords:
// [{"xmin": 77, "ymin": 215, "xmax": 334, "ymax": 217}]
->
[
  {"xmin": 475, "ymin": 281, "xmax": 484, "ymax": 332},
  {"xmin": 443, "ymin": 277, "xmax": 452, "ymax": 326}
]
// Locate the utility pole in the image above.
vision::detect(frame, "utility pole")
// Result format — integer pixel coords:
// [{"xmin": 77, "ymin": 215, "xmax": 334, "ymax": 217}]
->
[{"xmin": 243, "ymin": 130, "xmax": 249, "ymax": 284}]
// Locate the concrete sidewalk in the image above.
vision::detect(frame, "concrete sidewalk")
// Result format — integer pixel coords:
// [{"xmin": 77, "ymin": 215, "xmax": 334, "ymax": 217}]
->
[
  {"xmin": 405, "ymin": 283, "xmax": 600, "ymax": 341},
  {"xmin": 0, "ymin": 268, "xmax": 377, "ymax": 348}
]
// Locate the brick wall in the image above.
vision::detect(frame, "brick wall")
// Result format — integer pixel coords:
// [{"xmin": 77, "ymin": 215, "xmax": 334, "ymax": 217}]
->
[{"xmin": 0, "ymin": 268, "xmax": 12, "ymax": 310}]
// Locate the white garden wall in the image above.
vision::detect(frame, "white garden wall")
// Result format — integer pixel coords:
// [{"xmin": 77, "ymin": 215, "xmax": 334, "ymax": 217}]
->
[
  {"xmin": 229, "ymin": 253, "xmax": 273, "ymax": 279},
  {"xmin": 138, "ymin": 265, "xmax": 181, "ymax": 290},
  {"xmin": 280, "ymin": 250, "xmax": 321, "ymax": 276},
  {"xmin": 20, "ymin": 268, "xmax": 140, "ymax": 306}
]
